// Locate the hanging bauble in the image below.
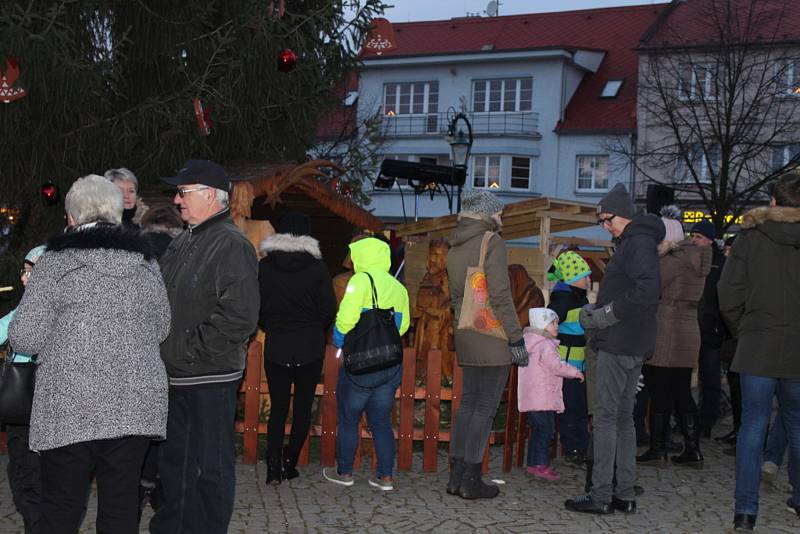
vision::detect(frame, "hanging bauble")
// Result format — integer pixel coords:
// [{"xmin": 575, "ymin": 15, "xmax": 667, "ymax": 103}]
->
[
  {"xmin": 277, "ymin": 49, "xmax": 297, "ymax": 73},
  {"xmin": 0, "ymin": 56, "xmax": 27, "ymax": 103},
  {"xmin": 193, "ymin": 98, "xmax": 212, "ymax": 136}
]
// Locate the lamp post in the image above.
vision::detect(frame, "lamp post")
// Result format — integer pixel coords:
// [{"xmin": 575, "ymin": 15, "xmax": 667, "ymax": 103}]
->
[{"xmin": 445, "ymin": 110, "xmax": 473, "ymax": 212}]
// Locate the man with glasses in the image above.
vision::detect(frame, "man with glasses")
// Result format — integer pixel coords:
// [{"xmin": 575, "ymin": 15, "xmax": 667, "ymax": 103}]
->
[
  {"xmin": 150, "ymin": 160, "xmax": 259, "ymax": 534},
  {"xmin": 566, "ymin": 183, "xmax": 665, "ymax": 515}
]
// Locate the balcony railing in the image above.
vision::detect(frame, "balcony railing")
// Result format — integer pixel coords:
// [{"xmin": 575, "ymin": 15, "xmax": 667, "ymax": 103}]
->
[{"xmin": 380, "ymin": 111, "xmax": 539, "ymax": 138}]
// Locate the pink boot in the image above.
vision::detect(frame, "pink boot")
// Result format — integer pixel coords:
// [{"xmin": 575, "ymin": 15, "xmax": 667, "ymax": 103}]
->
[{"xmin": 526, "ymin": 465, "xmax": 561, "ymax": 481}]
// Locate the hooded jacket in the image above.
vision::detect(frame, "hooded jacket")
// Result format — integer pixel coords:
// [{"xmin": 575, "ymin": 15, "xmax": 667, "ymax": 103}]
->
[
  {"xmin": 648, "ymin": 240, "xmax": 712, "ymax": 369},
  {"xmin": 518, "ymin": 329, "xmax": 582, "ymax": 413},
  {"xmin": 594, "ymin": 213, "xmax": 665, "ymax": 358},
  {"xmin": 159, "ymin": 209, "xmax": 259, "ymax": 386},
  {"xmin": 446, "ymin": 215, "xmax": 523, "ymax": 367},
  {"xmin": 332, "ymin": 237, "xmax": 409, "ymax": 347},
  {"xmin": 548, "ymin": 282, "xmax": 588, "ymax": 371},
  {"xmin": 8, "ymin": 224, "xmax": 170, "ymax": 451},
  {"xmin": 719, "ymin": 206, "xmax": 800, "ymax": 379},
  {"xmin": 258, "ymin": 233, "xmax": 336, "ymax": 366}
]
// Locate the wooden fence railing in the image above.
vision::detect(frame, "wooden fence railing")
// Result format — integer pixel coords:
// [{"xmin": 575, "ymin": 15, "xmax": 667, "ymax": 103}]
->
[{"xmin": 235, "ymin": 341, "xmax": 532, "ymax": 473}]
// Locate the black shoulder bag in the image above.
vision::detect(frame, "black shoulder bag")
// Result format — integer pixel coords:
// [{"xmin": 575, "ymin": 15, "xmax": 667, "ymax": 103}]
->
[
  {"xmin": 0, "ymin": 350, "xmax": 37, "ymax": 426},
  {"xmin": 342, "ymin": 272, "xmax": 403, "ymax": 375}
]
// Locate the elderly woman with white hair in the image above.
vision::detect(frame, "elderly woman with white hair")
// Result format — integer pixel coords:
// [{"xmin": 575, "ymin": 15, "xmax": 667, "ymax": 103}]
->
[
  {"xmin": 105, "ymin": 167, "xmax": 149, "ymax": 227},
  {"xmin": 8, "ymin": 174, "xmax": 171, "ymax": 534}
]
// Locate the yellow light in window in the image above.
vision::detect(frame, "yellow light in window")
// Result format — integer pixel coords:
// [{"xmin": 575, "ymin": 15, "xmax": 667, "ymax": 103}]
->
[
  {"xmin": 489, "ymin": 181, "xmax": 500, "ymax": 189},
  {"xmin": 794, "ymin": 86, "xmax": 800, "ymax": 94},
  {"xmin": 386, "ymin": 110, "xmax": 396, "ymax": 116}
]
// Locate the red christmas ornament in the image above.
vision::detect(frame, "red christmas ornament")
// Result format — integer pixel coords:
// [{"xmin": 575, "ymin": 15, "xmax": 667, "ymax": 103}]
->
[
  {"xmin": 277, "ymin": 49, "xmax": 297, "ymax": 73},
  {"xmin": 193, "ymin": 98, "xmax": 212, "ymax": 136}
]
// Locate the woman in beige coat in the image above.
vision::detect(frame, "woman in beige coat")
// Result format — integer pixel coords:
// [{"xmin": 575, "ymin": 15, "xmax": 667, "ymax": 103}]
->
[{"xmin": 637, "ymin": 209, "xmax": 711, "ymax": 467}]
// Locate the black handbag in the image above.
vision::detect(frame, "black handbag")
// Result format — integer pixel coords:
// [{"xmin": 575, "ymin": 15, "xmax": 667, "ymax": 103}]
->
[
  {"xmin": 0, "ymin": 356, "xmax": 36, "ymax": 426},
  {"xmin": 342, "ymin": 272, "xmax": 403, "ymax": 375}
]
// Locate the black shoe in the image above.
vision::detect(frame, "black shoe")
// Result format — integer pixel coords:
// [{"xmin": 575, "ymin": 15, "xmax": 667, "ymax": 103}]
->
[
  {"xmin": 266, "ymin": 451, "xmax": 282, "ymax": 485},
  {"xmin": 612, "ymin": 496, "xmax": 636, "ymax": 514},
  {"xmin": 458, "ymin": 462, "xmax": 499, "ymax": 500},
  {"xmin": 446, "ymin": 457, "xmax": 465, "ymax": 495},
  {"xmin": 564, "ymin": 494, "xmax": 614, "ymax": 515},
  {"xmin": 715, "ymin": 429, "xmax": 738, "ymax": 445},
  {"xmin": 787, "ymin": 498, "xmax": 800, "ymax": 517},
  {"xmin": 671, "ymin": 414, "xmax": 704, "ymax": 468},
  {"xmin": 564, "ymin": 451, "xmax": 587, "ymax": 467},
  {"xmin": 282, "ymin": 458, "xmax": 300, "ymax": 481},
  {"xmin": 733, "ymin": 513, "xmax": 756, "ymax": 530}
]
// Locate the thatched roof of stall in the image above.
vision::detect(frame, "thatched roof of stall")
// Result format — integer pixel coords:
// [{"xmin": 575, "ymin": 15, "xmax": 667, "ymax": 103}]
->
[
  {"xmin": 395, "ymin": 197, "xmax": 598, "ymax": 240},
  {"xmin": 227, "ymin": 160, "xmax": 383, "ymax": 233}
]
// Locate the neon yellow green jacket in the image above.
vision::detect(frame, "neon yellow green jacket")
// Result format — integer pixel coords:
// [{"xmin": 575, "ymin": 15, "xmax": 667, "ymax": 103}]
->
[{"xmin": 333, "ymin": 238, "xmax": 409, "ymax": 347}]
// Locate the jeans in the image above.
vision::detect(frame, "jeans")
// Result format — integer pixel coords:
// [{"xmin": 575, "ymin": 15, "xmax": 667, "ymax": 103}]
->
[
  {"xmin": 265, "ymin": 358, "xmax": 324, "ymax": 462},
  {"xmin": 590, "ymin": 350, "xmax": 644, "ymax": 504},
  {"xmin": 735, "ymin": 374, "xmax": 800, "ymax": 515},
  {"xmin": 527, "ymin": 411, "xmax": 555, "ymax": 466},
  {"xmin": 450, "ymin": 365, "xmax": 510, "ymax": 464},
  {"xmin": 150, "ymin": 382, "xmax": 239, "ymax": 534},
  {"xmin": 764, "ymin": 410, "xmax": 787, "ymax": 467},
  {"xmin": 557, "ymin": 378, "xmax": 589, "ymax": 453},
  {"xmin": 698, "ymin": 345, "xmax": 722, "ymax": 428},
  {"xmin": 39, "ymin": 437, "xmax": 149, "ymax": 534},
  {"xmin": 336, "ymin": 364, "xmax": 402, "ymax": 478},
  {"xmin": 6, "ymin": 424, "xmax": 41, "ymax": 533}
]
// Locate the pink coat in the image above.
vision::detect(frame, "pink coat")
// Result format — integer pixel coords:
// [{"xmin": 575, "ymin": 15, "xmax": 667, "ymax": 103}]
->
[{"xmin": 518, "ymin": 329, "xmax": 582, "ymax": 413}]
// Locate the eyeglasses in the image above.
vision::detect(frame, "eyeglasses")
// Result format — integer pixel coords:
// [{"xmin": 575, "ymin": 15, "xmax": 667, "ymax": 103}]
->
[
  {"xmin": 597, "ymin": 215, "xmax": 617, "ymax": 227},
  {"xmin": 176, "ymin": 187, "xmax": 209, "ymax": 198}
]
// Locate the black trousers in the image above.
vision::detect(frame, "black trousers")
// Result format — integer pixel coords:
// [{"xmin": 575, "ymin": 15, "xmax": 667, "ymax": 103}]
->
[
  {"xmin": 39, "ymin": 436, "xmax": 149, "ymax": 534},
  {"xmin": 264, "ymin": 358, "xmax": 324, "ymax": 462},
  {"xmin": 643, "ymin": 365, "xmax": 698, "ymax": 416},
  {"xmin": 698, "ymin": 344, "xmax": 722, "ymax": 428},
  {"xmin": 6, "ymin": 424, "xmax": 41, "ymax": 533}
]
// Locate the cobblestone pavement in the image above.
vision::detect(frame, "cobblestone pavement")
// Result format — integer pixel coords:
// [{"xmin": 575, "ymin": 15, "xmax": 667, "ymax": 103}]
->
[{"xmin": 2, "ymin": 427, "xmax": 799, "ymax": 533}]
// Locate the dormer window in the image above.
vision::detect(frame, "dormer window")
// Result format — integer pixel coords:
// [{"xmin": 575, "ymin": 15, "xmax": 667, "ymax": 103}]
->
[
  {"xmin": 343, "ymin": 91, "xmax": 358, "ymax": 107},
  {"xmin": 600, "ymin": 79, "xmax": 624, "ymax": 98}
]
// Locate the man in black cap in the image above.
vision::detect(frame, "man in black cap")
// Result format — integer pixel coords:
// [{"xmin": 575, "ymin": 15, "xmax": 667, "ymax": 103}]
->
[
  {"xmin": 566, "ymin": 183, "xmax": 665, "ymax": 515},
  {"xmin": 150, "ymin": 160, "xmax": 259, "ymax": 534},
  {"xmin": 689, "ymin": 220, "xmax": 727, "ymax": 439}
]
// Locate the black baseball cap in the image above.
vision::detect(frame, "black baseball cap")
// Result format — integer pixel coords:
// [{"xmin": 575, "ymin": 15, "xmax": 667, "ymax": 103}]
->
[{"xmin": 162, "ymin": 159, "xmax": 230, "ymax": 191}]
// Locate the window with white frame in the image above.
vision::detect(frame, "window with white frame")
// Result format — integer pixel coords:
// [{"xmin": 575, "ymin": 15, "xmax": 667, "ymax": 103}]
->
[
  {"xmin": 472, "ymin": 78, "xmax": 533, "ymax": 112},
  {"xmin": 510, "ymin": 157, "xmax": 532, "ymax": 189},
  {"xmin": 772, "ymin": 144, "xmax": 800, "ymax": 170},
  {"xmin": 472, "ymin": 156, "xmax": 501, "ymax": 189},
  {"xmin": 576, "ymin": 155, "xmax": 609, "ymax": 192},
  {"xmin": 675, "ymin": 143, "xmax": 719, "ymax": 183},
  {"xmin": 776, "ymin": 60, "xmax": 800, "ymax": 96},
  {"xmin": 383, "ymin": 82, "xmax": 439, "ymax": 115},
  {"xmin": 678, "ymin": 63, "xmax": 717, "ymax": 100}
]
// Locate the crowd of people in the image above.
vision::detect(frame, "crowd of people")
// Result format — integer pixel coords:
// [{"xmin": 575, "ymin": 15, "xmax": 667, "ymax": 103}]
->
[{"xmin": 0, "ymin": 160, "xmax": 799, "ymax": 533}]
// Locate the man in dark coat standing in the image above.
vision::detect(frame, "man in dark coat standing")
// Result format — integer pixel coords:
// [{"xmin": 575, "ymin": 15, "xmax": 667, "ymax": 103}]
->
[
  {"xmin": 718, "ymin": 172, "xmax": 800, "ymax": 531},
  {"xmin": 565, "ymin": 183, "xmax": 664, "ymax": 515}
]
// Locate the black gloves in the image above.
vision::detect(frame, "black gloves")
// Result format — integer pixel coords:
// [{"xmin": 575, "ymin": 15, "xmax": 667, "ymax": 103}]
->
[{"xmin": 509, "ymin": 338, "xmax": 528, "ymax": 367}]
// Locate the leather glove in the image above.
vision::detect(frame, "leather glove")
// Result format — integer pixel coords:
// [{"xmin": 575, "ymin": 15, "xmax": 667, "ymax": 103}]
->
[
  {"xmin": 509, "ymin": 338, "xmax": 528, "ymax": 367},
  {"xmin": 580, "ymin": 303, "xmax": 619, "ymax": 330}
]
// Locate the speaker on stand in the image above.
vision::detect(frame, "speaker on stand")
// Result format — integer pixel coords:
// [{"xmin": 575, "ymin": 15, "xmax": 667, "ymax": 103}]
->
[{"xmin": 646, "ymin": 184, "xmax": 675, "ymax": 215}]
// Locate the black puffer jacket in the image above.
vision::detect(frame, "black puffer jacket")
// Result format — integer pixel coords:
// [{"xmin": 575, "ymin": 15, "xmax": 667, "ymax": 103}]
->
[
  {"xmin": 719, "ymin": 206, "xmax": 800, "ymax": 379},
  {"xmin": 159, "ymin": 209, "xmax": 259, "ymax": 383},
  {"xmin": 258, "ymin": 233, "xmax": 336, "ymax": 366},
  {"xmin": 594, "ymin": 213, "xmax": 665, "ymax": 358}
]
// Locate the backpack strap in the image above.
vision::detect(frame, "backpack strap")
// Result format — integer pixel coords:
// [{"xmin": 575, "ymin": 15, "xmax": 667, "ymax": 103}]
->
[{"xmin": 363, "ymin": 272, "xmax": 379, "ymax": 309}]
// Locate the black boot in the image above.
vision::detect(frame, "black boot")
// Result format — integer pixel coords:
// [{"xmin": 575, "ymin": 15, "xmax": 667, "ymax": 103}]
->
[
  {"xmin": 637, "ymin": 413, "xmax": 668, "ymax": 467},
  {"xmin": 446, "ymin": 457, "xmax": 465, "ymax": 495},
  {"xmin": 584, "ymin": 458, "xmax": 593, "ymax": 494},
  {"xmin": 282, "ymin": 447, "xmax": 300, "ymax": 481},
  {"xmin": 458, "ymin": 462, "xmax": 499, "ymax": 499},
  {"xmin": 671, "ymin": 414, "xmax": 703, "ymax": 467},
  {"xmin": 266, "ymin": 450, "xmax": 283, "ymax": 485}
]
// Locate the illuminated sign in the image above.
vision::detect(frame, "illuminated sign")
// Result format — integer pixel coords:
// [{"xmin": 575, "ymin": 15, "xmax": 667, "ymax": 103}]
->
[{"xmin": 682, "ymin": 210, "xmax": 743, "ymax": 225}]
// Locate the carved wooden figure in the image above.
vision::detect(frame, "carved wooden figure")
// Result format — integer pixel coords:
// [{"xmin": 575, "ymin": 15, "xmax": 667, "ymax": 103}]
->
[{"xmin": 508, "ymin": 264, "xmax": 545, "ymax": 327}]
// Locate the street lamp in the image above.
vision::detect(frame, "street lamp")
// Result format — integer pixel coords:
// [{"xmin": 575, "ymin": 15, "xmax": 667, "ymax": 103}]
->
[{"xmin": 445, "ymin": 109, "xmax": 473, "ymax": 212}]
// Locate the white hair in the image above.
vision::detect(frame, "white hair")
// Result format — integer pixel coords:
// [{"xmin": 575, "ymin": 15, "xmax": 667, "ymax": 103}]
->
[
  {"xmin": 214, "ymin": 188, "xmax": 229, "ymax": 208},
  {"xmin": 66, "ymin": 174, "xmax": 124, "ymax": 226},
  {"xmin": 104, "ymin": 167, "xmax": 139, "ymax": 192}
]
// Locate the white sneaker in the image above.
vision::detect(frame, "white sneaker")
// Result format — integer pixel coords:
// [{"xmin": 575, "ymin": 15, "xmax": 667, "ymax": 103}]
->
[
  {"xmin": 368, "ymin": 476, "xmax": 394, "ymax": 491},
  {"xmin": 323, "ymin": 467, "xmax": 354, "ymax": 487}
]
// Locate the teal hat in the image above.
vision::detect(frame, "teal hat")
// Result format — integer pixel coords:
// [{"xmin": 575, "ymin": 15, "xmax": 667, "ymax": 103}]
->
[
  {"xmin": 24, "ymin": 245, "xmax": 47, "ymax": 265},
  {"xmin": 548, "ymin": 251, "xmax": 591, "ymax": 285}
]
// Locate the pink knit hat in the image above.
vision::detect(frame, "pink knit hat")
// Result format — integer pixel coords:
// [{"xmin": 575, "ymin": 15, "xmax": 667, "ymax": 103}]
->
[{"xmin": 661, "ymin": 217, "xmax": 685, "ymax": 244}]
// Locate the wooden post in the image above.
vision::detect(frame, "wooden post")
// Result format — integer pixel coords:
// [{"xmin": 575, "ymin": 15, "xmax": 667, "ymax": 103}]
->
[
  {"xmin": 516, "ymin": 411, "xmax": 528, "ymax": 468},
  {"xmin": 320, "ymin": 345, "xmax": 339, "ymax": 467},
  {"xmin": 423, "ymin": 349, "xmax": 442, "ymax": 473},
  {"xmin": 448, "ymin": 361, "xmax": 463, "ymax": 458},
  {"xmin": 397, "ymin": 347, "xmax": 416, "ymax": 471},
  {"xmin": 242, "ymin": 340, "xmax": 263, "ymax": 465},
  {"xmin": 502, "ymin": 366, "xmax": 519, "ymax": 472}
]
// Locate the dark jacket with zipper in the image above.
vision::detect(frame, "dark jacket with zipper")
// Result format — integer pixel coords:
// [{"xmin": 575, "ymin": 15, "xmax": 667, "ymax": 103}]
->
[
  {"xmin": 719, "ymin": 206, "xmax": 800, "ymax": 379},
  {"xmin": 258, "ymin": 233, "xmax": 336, "ymax": 367},
  {"xmin": 697, "ymin": 245, "xmax": 726, "ymax": 348},
  {"xmin": 549, "ymin": 281, "xmax": 588, "ymax": 371},
  {"xmin": 594, "ymin": 213, "xmax": 665, "ymax": 358},
  {"xmin": 159, "ymin": 208, "xmax": 259, "ymax": 385}
]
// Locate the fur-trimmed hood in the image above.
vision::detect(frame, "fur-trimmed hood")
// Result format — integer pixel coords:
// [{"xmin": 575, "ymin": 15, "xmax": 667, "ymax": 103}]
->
[
  {"xmin": 659, "ymin": 238, "xmax": 712, "ymax": 279},
  {"xmin": 741, "ymin": 206, "xmax": 800, "ymax": 247},
  {"xmin": 259, "ymin": 233, "xmax": 322, "ymax": 273}
]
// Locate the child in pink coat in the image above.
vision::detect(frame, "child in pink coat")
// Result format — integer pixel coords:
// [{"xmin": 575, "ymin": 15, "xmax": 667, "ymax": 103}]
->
[{"xmin": 518, "ymin": 308, "xmax": 584, "ymax": 481}]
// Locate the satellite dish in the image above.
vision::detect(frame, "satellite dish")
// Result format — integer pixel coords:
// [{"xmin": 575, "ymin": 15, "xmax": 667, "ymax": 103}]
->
[{"xmin": 486, "ymin": 1, "xmax": 498, "ymax": 17}]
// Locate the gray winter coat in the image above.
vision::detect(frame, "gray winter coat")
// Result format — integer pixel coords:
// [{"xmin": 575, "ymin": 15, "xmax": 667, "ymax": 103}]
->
[
  {"xmin": 9, "ymin": 224, "xmax": 170, "ymax": 451},
  {"xmin": 447, "ymin": 215, "xmax": 523, "ymax": 367}
]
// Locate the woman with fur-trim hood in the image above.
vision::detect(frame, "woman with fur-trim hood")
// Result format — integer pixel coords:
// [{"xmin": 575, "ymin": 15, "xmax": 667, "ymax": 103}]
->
[
  {"xmin": 637, "ymin": 206, "xmax": 711, "ymax": 468},
  {"xmin": 257, "ymin": 212, "xmax": 337, "ymax": 484},
  {"xmin": 718, "ymin": 172, "xmax": 800, "ymax": 530}
]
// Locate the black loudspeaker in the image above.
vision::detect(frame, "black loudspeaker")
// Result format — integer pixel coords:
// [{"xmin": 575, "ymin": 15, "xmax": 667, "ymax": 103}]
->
[{"xmin": 646, "ymin": 184, "xmax": 675, "ymax": 215}]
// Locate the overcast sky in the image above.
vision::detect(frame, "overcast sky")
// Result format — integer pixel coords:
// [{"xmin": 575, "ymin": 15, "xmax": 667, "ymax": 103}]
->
[{"xmin": 381, "ymin": 0, "xmax": 663, "ymax": 22}]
